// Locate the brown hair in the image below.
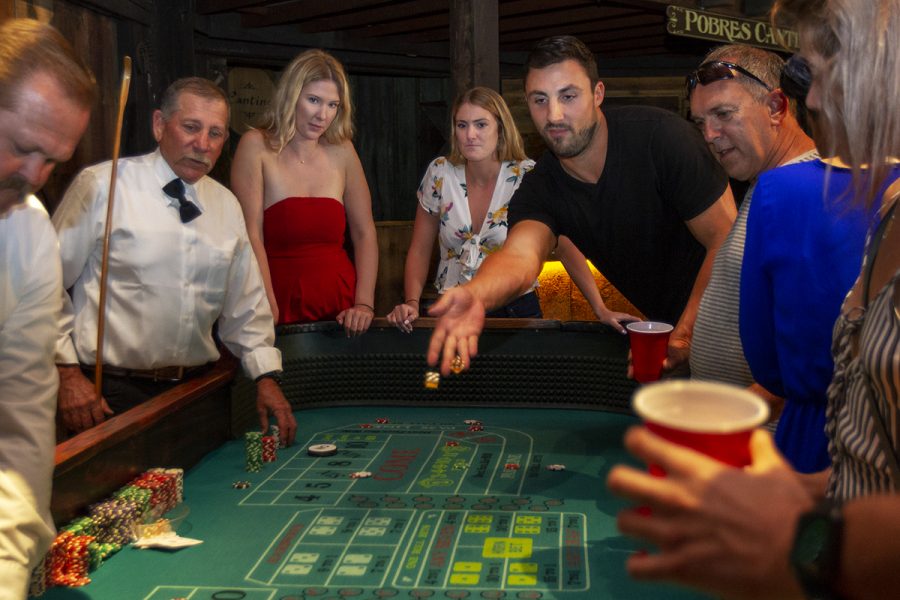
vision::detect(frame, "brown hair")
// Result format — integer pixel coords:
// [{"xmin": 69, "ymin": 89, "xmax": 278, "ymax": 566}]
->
[
  {"xmin": 0, "ymin": 18, "xmax": 96, "ymax": 111},
  {"xmin": 525, "ymin": 35, "xmax": 599, "ymax": 89},
  {"xmin": 448, "ymin": 87, "xmax": 527, "ymax": 166}
]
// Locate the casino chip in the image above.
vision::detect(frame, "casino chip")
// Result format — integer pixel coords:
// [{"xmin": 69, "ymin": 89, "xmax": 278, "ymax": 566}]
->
[
  {"xmin": 231, "ymin": 481, "xmax": 251, "ymax": 489},
  {"xmin": 546, "ymin": 464, "xmax": 566, "ymax": 471},
  {"xmin": 504, "ymin": 463, "xmax": 520, "ymax": 471},
  {"xmin": 445, "ymin": 441, "xmax": 459, "ymax": 447},
  {"xmin": 307, "ymin": 443, "xmax": 338, "ymax": 457},
  {"xmin": 463, "ymin": 419, "xmax": 481, "ymax": 425},
  {"xmin": 375, "ymin": 417, "xmax": 390, "ymax": 424},
  {"xmin": 349, "ymin": 471, "xmax": 373, "ymax": 479},
  {"xmin": 467, "ymin": 425, "xmax": 484, "ymax": 432}
]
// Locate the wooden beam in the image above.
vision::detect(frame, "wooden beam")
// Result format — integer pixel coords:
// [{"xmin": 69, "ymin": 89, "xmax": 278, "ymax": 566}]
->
[
  {"xmin": 450, "ymin": 0, "xmax": 500, "ymax": 96},
  {"xmin": 196, "ymin": 0, "xmax": 271, "ymax": 15},
  {"xmin": 69, "ymin": 0, "xmax": 153, "ymax": 25},
  {"xmin": 499, "ymin": 14, "xmax": 663, "ymax": 44},
  {"xmin": 243, "ymin": 0, "xmax": 412, "ymax": 27}
]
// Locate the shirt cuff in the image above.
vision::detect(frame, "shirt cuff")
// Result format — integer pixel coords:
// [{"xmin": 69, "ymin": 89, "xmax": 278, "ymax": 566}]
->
[
  {"xmin": 55, "ymin": 337, "xmax": 79, "ymax": 366},
  {"xmin": 241, "ymin": 347, "xmax": 282, "ymax": 381}
]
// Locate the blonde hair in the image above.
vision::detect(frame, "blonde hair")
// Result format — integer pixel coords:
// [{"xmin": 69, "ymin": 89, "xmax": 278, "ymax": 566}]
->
[
  {"xmin": 260, "ymin": 49, "xmax": 354, "ymax": 152},
  {"xmin": 448, "ymin": 87, "xmax": 528, "ymax": 166},
  {"xmin": 773, "ymin": 0, "xmax": 900, "ymax": 208}
]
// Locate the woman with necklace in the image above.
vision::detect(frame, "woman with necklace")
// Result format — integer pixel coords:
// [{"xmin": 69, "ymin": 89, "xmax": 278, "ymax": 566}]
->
[{"xmin": 232, "ymin": 49, "xmax": 378, "ymax": 336}]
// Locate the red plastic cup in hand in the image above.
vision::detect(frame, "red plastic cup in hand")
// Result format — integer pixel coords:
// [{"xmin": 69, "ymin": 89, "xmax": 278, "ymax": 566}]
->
[
  {"xmin": 626, "ymin": 321, "xmax": 673, "ymax": 383},
  {"xmin": 633, "ymin": 380, "xmax": 770, "ymax": 472}
]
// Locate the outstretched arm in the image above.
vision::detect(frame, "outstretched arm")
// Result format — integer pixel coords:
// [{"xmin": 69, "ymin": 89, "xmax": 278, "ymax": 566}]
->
[{"xmin": 427, "ymin": 219, "xmax": 554, "ymax": 374}]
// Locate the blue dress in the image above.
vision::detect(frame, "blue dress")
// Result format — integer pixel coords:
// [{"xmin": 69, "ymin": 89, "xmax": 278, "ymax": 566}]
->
[{"xmin": 739, "ymin": 160, "xmax": 896, "ymax": 473}]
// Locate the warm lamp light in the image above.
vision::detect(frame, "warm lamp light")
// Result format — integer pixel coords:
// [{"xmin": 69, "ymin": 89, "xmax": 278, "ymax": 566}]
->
[{"xmin": 536, "ymin": 260, "xmax": 642, "ymax": 321}]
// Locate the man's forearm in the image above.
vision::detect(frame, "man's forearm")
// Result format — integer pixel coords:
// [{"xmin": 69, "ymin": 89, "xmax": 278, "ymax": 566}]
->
[{"xmin": 464, "ymin": 249, "xmax": 542, "ymax": 312}]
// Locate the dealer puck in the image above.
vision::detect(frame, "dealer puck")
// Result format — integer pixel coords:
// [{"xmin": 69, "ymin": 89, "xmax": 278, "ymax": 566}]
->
[{"xmin": 307, "ymin": 443, "xmax": 338, "ymax": 457}]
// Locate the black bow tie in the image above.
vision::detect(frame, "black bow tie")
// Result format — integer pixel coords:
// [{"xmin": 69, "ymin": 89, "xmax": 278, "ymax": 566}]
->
[{"xmin": 162, "ymin": 178, "xmax": 201, "ymax": 223}]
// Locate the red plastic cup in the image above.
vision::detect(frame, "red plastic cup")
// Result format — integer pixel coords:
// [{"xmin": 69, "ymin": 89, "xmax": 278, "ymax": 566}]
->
[
  {"xmin": 633, "ymin": 380, "xmax": 770, "ymax": 471},
  {"xmin": 626, "ymin": 321, "xmax": 673, "ymax": 383}
]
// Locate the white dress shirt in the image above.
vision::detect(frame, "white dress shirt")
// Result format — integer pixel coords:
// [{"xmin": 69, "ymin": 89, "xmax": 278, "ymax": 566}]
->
[
  {"xmin": 53, "ymin": 149, "xmax": 281, "ymax": 380},
  {"xmin": 0, "ymin": 197, "xmax": 60, "ymax": 597}
]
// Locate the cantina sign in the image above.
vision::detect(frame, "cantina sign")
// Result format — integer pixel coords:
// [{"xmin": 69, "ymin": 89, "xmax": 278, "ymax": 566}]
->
[{"xmin": 667, "ymin": 5, "xmax": 798, "ymax": 52}]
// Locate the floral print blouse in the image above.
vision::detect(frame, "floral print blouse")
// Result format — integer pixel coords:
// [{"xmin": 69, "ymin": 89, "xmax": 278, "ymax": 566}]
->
[{"xmin": 418, "ymin": 157, "xmax": 535, "ymax": 293}]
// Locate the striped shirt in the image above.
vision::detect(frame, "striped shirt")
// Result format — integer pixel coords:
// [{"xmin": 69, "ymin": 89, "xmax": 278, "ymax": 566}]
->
[
  {"xmin": 690, "ymin": 150, "xmax": 819, "ymax": 385},
  {"xmin": 827, "ymin": 268, "xmax": 900, "ymax": 500}
]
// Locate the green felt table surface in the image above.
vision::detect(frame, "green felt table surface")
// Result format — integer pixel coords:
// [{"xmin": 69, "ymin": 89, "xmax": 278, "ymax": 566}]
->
[{"xmin": 42, "ymin": 406, "xmax": 711, "ymax": 600}]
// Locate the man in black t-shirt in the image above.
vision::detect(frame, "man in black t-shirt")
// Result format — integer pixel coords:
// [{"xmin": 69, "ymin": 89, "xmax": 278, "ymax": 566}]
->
[{"xmin": 426, "ymin": 35, "xmax": 736, "ymax": 376}]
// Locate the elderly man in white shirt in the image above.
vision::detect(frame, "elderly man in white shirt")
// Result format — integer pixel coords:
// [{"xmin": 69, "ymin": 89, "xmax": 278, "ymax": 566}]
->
[
  {"xmin": 0, "ymin": 18, "xmax": 94, "ymax": 599},
  {"xmin": 53, "ymin": 77, "xmax": 297, "ymax": 447}
]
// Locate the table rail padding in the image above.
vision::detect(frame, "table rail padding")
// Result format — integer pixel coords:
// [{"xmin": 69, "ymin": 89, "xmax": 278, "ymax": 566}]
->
[{"xmin": 231, "ymin": 319, "xmax": 637, "ymax": 428}]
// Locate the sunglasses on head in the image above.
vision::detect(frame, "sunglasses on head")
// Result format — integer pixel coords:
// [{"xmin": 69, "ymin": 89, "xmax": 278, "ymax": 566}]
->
[
  {"xmin": 780, "ymin": 54, "xmax": 812, "ymax": 100},
  {"xmin": 686, "ymin": 60, "xmax": 773, "ymax": 97}
]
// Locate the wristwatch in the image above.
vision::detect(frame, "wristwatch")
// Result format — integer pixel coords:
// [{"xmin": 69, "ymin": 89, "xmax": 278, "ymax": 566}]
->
[
  {"xmin": 255, "ymin": 371, "xmax": 284, "ymax": 386},
  {"xmin": 790, "ymin": 498, "xmax": 845, "ymax": 600}
]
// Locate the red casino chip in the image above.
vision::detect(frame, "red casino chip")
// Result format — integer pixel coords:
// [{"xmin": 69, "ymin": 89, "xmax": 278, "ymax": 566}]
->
[
  {"xmin": 467, "ymin": 425, "xmax": 484, "ymax": 432},
  {"xmin": 445, "ymin": 441, "xmax": 460, "ymax": 447},
  {"xmin": 504, "ymin": 463, "xmax": 520, "ymax": 470},
  {"xmin": 375, "ymin": 418, "xmax": 390, "ymax": 424},
  {"xmin": 359, "ymin": 423, "xmax": 373, "ymax": 429}
]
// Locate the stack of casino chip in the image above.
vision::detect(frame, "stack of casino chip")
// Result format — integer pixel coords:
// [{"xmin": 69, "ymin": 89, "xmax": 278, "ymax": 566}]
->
[
  {"xmin": 261, "ymin": 435, "xmax": 277, "ymax": 463},
  {"xmin": 132, "ymin": 471, "xmax": 179, "ymax": 518},
  {"xmin": 269, "ymin": 425, "xmax": 281, "ymax": 449},
  {"xmin": 89, "ymin": 498, "xmax": 142, "ymax": 545},
  {"xmin": 87, "ymin": 540, "xmax": 121, "ymax": 571},
  {"xmin": 63, "ymin": 516, "xmax": 97, "ymax": 538},
  {"xmin": 245, "ymin": 431, "xmax": 263, "ymax": 472},
  {"xmin": 113, "ymin": 485, "xmax": 152, "ymax": 520},
  {"xmin": 165, "ymin": 467, "xmax": 185, "ymax": 503},
  {"xmin": 46, "ymin": 531, "xmax": 94, "ymax": 587},
  {"xmin": 28, "ymin": 554, "xmax": 49, "ymax": 597},
  {"xmin": 36, "ymin": 467, "xmax": 187, "ymax": 592}
]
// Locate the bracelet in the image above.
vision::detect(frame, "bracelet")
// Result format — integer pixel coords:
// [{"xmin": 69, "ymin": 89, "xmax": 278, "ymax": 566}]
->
[
  {"xmin": 354, "ymin": 303, "xmax": 375, "ymax": 312},
  {"xmin": 405, "ymin": 298, "xmax": 420, "ymax": 305}
]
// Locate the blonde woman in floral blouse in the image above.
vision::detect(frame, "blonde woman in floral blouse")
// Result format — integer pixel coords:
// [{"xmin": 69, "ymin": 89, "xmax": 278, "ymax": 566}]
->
[{"xmin": 387, "ymin": 87, "xmax": 636, "ymax": 332}]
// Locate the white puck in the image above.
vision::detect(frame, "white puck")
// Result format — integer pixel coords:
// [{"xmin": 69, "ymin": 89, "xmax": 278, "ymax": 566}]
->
[{"xmin": 307, "ymin": 443, "xmax": 338, "ymax": 457}]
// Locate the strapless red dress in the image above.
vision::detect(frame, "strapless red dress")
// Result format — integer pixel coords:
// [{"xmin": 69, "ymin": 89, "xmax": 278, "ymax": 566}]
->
[{"xmin": 264, "ymin": 197, "xmax": 356, "ymax": 324}]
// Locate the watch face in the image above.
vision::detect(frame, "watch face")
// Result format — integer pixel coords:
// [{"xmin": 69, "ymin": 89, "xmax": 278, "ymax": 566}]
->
[{"xmin": 793, "ymin": 515, "xmax": 829, "ymax": 563}]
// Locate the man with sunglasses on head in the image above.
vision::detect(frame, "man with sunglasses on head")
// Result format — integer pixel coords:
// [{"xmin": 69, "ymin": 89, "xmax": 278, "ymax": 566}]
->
[
  {"xmin": 426, "ymin": 35, "xmax": 736, "ymax": 377},
  {"xmin": 688, "ymin": 45, "xmax": 822, "ymax": 463}
]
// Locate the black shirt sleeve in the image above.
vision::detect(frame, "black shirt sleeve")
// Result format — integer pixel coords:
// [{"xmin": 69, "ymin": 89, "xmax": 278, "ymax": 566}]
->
[
  {"xmin": 648, "ymin": 111, "xmax": 730, "ymax": 221},
  {"xmin": 508, "ymin": 152, "xmax": 562, "ymax": 236}
]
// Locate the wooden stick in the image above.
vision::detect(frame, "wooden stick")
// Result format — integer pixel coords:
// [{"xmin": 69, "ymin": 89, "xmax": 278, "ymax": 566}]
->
[{"xmin": 94, "ymin": 56, "xmax": 132, "ymax": 398}]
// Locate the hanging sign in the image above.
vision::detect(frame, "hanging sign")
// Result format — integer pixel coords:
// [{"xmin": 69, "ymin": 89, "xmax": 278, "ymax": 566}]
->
[{"xmin": 666, "ymin": 5, "xmax": 799, "ymax": 52}]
